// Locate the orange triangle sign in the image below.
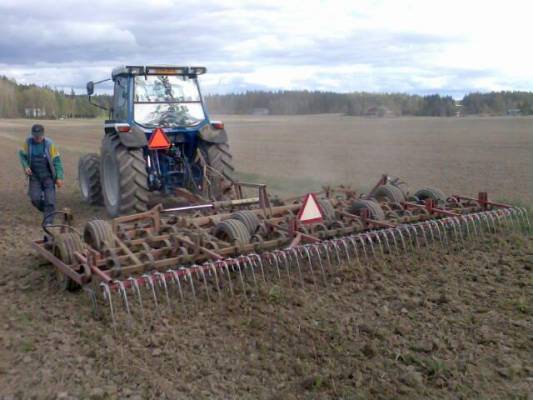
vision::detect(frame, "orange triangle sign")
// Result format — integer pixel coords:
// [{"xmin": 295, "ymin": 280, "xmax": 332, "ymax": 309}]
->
[
  {"xmin": 297, "ymin": 193, "xmax": 324, "ymax": 224},
  {"xmin": 148, "ymin": 128, "xmax": 171, "ymax": 150}
]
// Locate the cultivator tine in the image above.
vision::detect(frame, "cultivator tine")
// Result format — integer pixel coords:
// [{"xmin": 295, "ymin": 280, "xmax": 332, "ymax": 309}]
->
[
  {"xmin": 142, "ymin": 273, "xmax": 160, "ymax": 313},
  {"xmin": 233, "ymin": 258, "xmax": 248, "ymax": 296},
  {"xmin": 250, "ymin": 253, "xmax": 267, "ymax": 284},
  {"xmin": 185, "ymin": 269, "xmax": 197, "ymax": 304},
  {"xmin": 101, "ymin": 283, "xmax": 117, "ymax": 331},
  {"xmin": 289, "ymin": 248, "xmax": 305, "ymax": 285},
  {"xmin": 154, "ymin": 272, "xmax": 172, "ymax": 310},
  {"xmin": 319, "ymin": 242, "xmax": 334, "ymax": 272},
  {"xmin": 128, "ymin": 277, "xmax": 145, "ymax": 326},
  {"xmin": 244, "ymin": 255, "xmax": 259, "ymax": 289},
  {"xmin": 347, "ymin": 237, "xmax": 362, "ymax": 266},
  {"xmin": 371, "ymin": 232, "xmax": 385, "ymax": 257},
  {"xmin": 116, "ymin": 280, "xmax": 132, "ymax": 320},
  {"xmin": 339, "ymin": 238, "xmax": 352, "ymax": 266},
  {"xmin": 311, "ymin": 245, "xmax": 328, "ymax": 285},
  {"xmin": 300, "ymin": 246, "xmax": 316, "ymax": 288},
  {"xmin": 396, "ymin": 227, "xmax": 408, "ymax": 253},
  {"xmin": 207, "ymin": 263, "xmax": 223, "ymax": 300}
]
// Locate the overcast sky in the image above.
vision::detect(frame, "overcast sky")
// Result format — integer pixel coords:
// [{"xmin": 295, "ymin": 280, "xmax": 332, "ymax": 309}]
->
[{"xmin": 0, "ymin": 0, "xmax": 531, "ymax": 97}]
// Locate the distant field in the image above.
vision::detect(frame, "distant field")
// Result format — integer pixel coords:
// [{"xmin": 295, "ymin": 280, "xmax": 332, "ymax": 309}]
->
[{"xmin": 0, "ymin": 114, "xmax": 531, "ymax": 202}]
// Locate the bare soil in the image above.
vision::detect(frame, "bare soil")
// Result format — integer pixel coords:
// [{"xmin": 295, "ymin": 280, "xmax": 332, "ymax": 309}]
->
[{"xmin": 0, "ymin": 116, "xmax": 531, "ymax": 399}]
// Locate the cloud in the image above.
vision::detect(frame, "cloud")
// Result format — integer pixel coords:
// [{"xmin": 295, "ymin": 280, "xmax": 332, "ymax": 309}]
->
[{"xmin": 0, "ymin": 0, "xmax": 531, "ymax": 95}]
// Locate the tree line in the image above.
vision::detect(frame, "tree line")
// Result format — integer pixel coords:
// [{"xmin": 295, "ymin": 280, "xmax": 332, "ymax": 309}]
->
[
  {"xmin": 1, "ymin": 75, "xmax": 532, "ymax": 118},
  {"xmin": 0, "ymin": 76, "xmax": 109, "ymax": 119}
]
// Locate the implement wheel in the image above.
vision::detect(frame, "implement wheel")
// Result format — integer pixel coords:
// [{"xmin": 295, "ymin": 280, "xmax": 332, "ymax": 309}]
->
[
  {"xmin": 373, "ymin": 184, "xmax": 405, "ymax": 203},
  {"xmin": 84, "ymin": 220, "xmax": 114, "ymax": 251},
  {"xmin": 349, "ymin": 199, "xmax": 386, "ymax": 221},
  {"xmin": 53, "ymin": 233, "xmax": 84, "ymax": 291},
  {"xmin": 200, "ymin": 142, "xmax": 235, "ymax": 200},
  {"xmin": 214, "ymin": 219, "xmax": 251, "ymax": 245},
  {"xmin": 78, "ymin": 153, "xmax": 102, "ymax": 205},
  {"xmin": 100, "ymin": 134, "xmax": 149, "ymax": 217},
  {"xmin": 414, "ymin": 187, "xmax": 446, "ymax": 204},
  {"xmin": 230, "ymin": 211, "xmax": 260, "ymax": 235}
]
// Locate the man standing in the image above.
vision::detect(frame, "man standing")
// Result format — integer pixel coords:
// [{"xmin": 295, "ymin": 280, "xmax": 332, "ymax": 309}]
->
[{"xmin": 19, "ymin": 124, "xmax": 64, "ymax": 225}]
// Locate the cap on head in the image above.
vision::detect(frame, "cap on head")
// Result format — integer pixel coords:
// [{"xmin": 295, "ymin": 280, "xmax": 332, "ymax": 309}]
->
[{"xmin": 31, "ymin": 124, "xmax": 44, "ymax": 138}]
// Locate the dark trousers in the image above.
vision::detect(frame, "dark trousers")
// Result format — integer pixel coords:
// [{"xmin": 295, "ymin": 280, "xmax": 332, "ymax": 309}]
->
[{"xmin": 28, "ymin": 177, "xmax": 56, "ymax": 225}]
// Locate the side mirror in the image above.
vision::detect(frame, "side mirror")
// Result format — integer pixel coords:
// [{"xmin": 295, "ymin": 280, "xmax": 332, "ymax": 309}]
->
[{"xmin": 86, "ymin": 81, "xmax": 94, "ymax": 96}]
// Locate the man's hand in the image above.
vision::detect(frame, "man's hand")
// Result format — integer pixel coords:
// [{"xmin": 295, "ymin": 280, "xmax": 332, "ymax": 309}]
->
[
  {"xmin": 24, "ymin": 167, "xmax": 32, "ymax": 176},
  {"xmin": 56, "ymin": 179, "xmax": 64, "ymax": 188}
]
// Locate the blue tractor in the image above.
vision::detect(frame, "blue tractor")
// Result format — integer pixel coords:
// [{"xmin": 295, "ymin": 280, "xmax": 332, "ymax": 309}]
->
[{"xmin": 78, "ymin": 65, "xmax": 234, "ymax": 217}]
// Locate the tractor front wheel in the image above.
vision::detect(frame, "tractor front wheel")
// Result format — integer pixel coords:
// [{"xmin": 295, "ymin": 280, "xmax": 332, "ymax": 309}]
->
[{"xmin": 100, "ymin": 134, "xmax": 149, "ymax": 217}]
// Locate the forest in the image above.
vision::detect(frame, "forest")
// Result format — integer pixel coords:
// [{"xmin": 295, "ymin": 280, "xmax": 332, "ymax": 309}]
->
[{"xmin": 1, "ymin": 75, "xmax": 532, "ymax": 118}]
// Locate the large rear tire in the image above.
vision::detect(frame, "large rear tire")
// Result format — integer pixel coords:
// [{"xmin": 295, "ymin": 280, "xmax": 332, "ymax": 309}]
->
[
  {"xmin": 78, "ymin": 153, "xmax": 102, "ymax": 205},
  {"xmin": 100, "ymin": 134, "xmax": 149, "ymax": 217},
  {"xmin": 200, "ymin": 142, "xmax": 235, "ymax": 200}
]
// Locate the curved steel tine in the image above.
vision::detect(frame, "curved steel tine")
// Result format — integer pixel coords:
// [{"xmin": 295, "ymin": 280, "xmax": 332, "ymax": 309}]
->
[
  {"xmin": 395, "ymin": 227, "xmax": 408, "ymax": 253},
  {"xmin": 311, "ymin": 245, "xmax": 328, "ymax": 285},
  {"xmin": 430, "ymin": 220, "xmax": 445, "ymax": 247},
  {"xmin": 357, "ymin": 235, "xmax": 368, "ymax": 260},
  {"xmin": 301, "ymin": 246, "xmax": 317, "ymax": 288},
  {"xmin": 270, "ymin": 251, "xmax": 282, "ymax": 281},
  {"xmin": 185, "ymin": 268, "xmax": 197, "ymax": 304},
  {"xmin": 154, "ymin": 272, "xmax": 171, "ymax": 309},
  {"xmin": 371, "ymin": 231, "xmax": 385, "ymax": 257},
  {"xmin": 506, "ymin": 208, "xmax": 520, "ymax": 232},
  {"xmin": 461, "ymin": 216, "xmax": 471, "ymax": 239},
  {"xmin": 453, "ymin": 217, "xmax": 466, "ymax": 246},
  {"xmin": 418, "ymin": 223, "xmax": 429, "ymax": 247},
  {"xmin": 348, "ymin": 236, "xmax": 361, "ymax": 267},
  {"xmin": 467, "ymin": 215, "xmax": 479, "ymax": 238},
  {"xmin": 169, "ymin": 270, "xmax": 185, "ymax": 304},
  {"xmin": 280, "ymin": 250, "xmax": 292, "ymax": 287},
  {"xmin": 290, "ymin": 248, "xmax": 305, "ymax": 285},
  {"xmin": 233, "ymin": 258, "xmax": 247, "ymax": 296},
  {"xmin": 195, "ymin": 265, "xmax": 211, "ymax": 302},
  {"xmin": 207, "ymin": 263, "xmax": 222, "ymax": 300},
  {"xmin": 439, "ymin": 219, "xmax": 451, "ymax": 247},
  {"xmin": 378, "ymin": 230, "xmax": 391, "ymax": 255},
  {"xmin": 363, "ymin": 233, "xmax": 376, "ymax": 258},
  {"xmin": 486, "ymin": 212, "xmax": 498, "ymax": 233},
  {"xmin": 319, "ymin": 242, "xmax": 333, "ymax": 271},
  {"xmin": 142, "ymin": 273, "xmax": 159, "ymax": 311},
  {"xmin": 478, "ymin": 213, "xmax": 490, "ymax": 234},
  {"xmin": 520, "ymin": 207, "xmax": 530, "ymax": 233},
  {"xmin": 469, "ymin": 214, "xmax": 484, "ymax": 237},
  {"xmin": 425, "ymin": 221, "xmax": 436, "ymax": 244},
  {"xmin": 128, "ymin": 277, "xmax": 145, "ymax": 326},
  {"xmin": 244, "ymin": 255, "xmax": 258, "ymax": 288},
  {"xmin": 339, "ymin": 238, "xmax": 352, "ymax": 265},
  {"xmin": 220, "ymin": 261, "xmax": 234, "ymax": 296},
  {"xmin": 330, "ymin": 240, "xmax": 342, "ymax": 265},
  {"xmin": 512, "ymin": 207, "xmax": 526, "ymax": 233},
  {"xmin": 407, "ymin": 224, "xmax": 420, "ymax": 250},
  {"xmin": 100, "ymin": 283, "xmax": 117, "ymax": 331},
  {"xmin": 386, "ymin": 229, "xmax": 399, "ymax": 255},
  {"xmin": 250, "ymin": 253, "xmax": 267, "ymax": 284},
  {"xmin": 116, "ymin": 280, "xmax": 131, "ymax": 319}
]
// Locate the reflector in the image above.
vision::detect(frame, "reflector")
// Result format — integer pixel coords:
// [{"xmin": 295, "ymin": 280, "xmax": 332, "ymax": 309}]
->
[{"xmin": 148, "ymin": 128, "xmax": 171, "ymax": 150}]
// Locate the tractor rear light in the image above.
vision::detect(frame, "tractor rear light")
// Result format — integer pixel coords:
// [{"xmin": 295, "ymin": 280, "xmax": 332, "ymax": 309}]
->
[
  {"xmin": 211, "ymin": 121, "xmax": 224, "ymax": 130},
  {"xmin": 116, "ymin": 124, "xmax": 131, "ymax": 133},
  {"xmin": 148, "ymin": 128, "xmax": 171, "ymax": 150}
]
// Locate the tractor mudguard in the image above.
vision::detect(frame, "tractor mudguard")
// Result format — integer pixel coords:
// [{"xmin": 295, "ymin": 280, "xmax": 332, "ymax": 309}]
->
[
  {"xmin": 119, "ymin": 125, "xmax": 148, "ymax": 148},
  {"xmin": 199, "ymin": 124, "xmax": 228, "ymax": 144}
]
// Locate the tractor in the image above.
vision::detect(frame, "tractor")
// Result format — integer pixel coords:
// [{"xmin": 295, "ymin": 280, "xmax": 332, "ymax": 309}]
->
[{"xmin": 79, "ymin": 65, "xmax": 234, "ymax": 217}]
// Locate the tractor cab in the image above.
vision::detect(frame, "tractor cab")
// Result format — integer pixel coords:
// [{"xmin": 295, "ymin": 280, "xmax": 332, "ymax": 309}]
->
[
  {"xmin": 109, "ymin": 65, "xmax": 209, "ymax": 130},
  {"xmin": 82, "ymin": 65, "xmax": 234, "ymax": 217}
]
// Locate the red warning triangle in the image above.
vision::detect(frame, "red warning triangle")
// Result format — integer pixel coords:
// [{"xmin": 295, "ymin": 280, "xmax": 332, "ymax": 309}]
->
[
  {"xmin": 297, "ymin": 193, "xmax": 324, "ymax": 224},
  {"xmin": 148, "ymin": 128, "xmax": 171, "ymax": 150}
]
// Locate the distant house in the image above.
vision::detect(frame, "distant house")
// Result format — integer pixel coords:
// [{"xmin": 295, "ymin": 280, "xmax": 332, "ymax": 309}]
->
[
  {"xmin": 364, "ymin": 106, "xmax": 395, "ymax": 117},
  {"xmin": 506, "ymin": 108, "xmax": 521, "ymax": 116},
  {"xmin": 24, "ymin": 108, "xmax": 46, "ymax": 118},
  {"xmin": 251, "ymin": 107, "xmax": 270, "ymax": 116}
]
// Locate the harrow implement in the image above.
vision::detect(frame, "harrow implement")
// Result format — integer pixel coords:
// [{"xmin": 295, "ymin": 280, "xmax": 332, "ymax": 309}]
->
[{"xmin": 32, "ymin": 176, "xmax": 530, "ymax": 326}]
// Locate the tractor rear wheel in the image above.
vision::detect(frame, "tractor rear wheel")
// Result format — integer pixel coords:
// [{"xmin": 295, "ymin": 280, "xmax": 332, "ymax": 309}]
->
[
  {"xmin": 78, "ymin": 153, "xmax": 102, "ymax": 205},
  {"xmin": 100, "ymin": 134, "xmax": 149, "ymax": 217},
  {"xmin": 200, "ymin": 142, "xmax": 235, "ymax": 200}
]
